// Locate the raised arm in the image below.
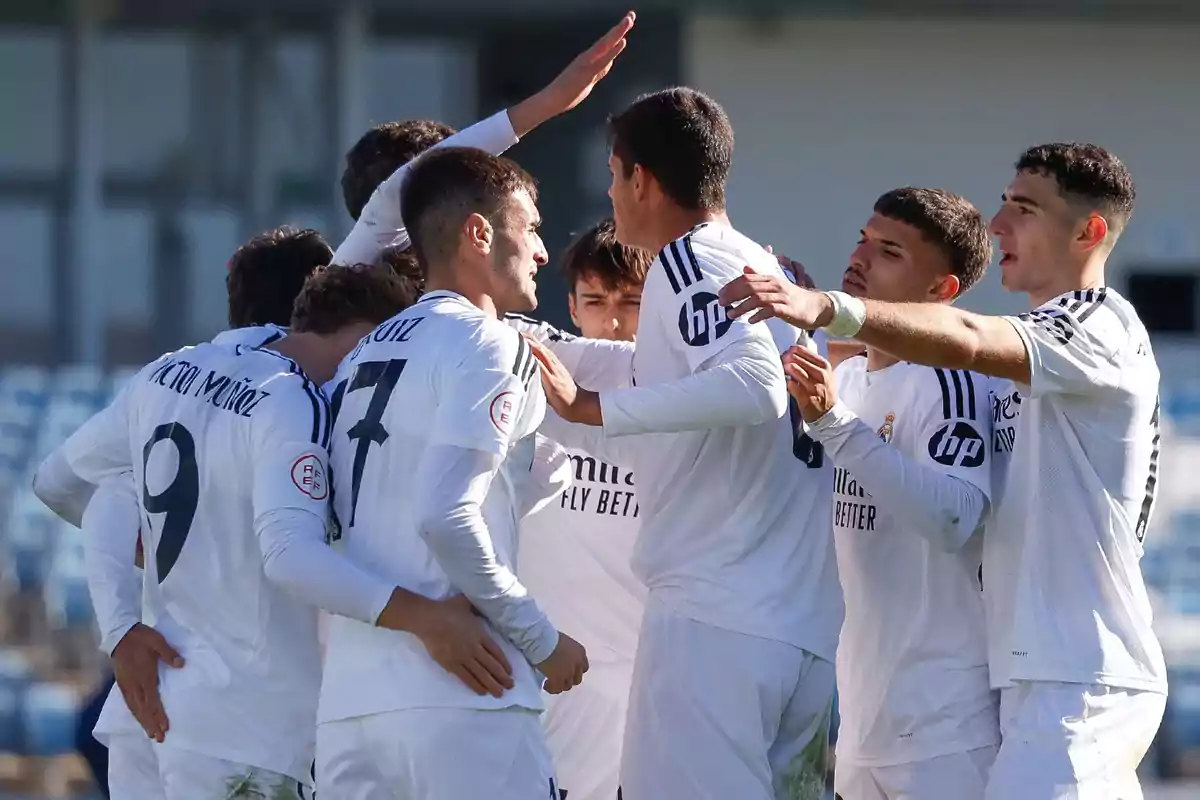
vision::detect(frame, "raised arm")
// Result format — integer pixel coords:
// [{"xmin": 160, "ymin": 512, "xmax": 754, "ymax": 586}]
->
[{"xmin": 331, "ymin": 12, "xmax": 635, "ymax": 266}]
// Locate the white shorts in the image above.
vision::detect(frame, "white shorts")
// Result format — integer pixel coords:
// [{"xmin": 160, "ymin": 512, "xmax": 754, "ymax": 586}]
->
[
  {"xmin": 317, "ymin": 707, "xmax": 557, "ymax": 800},
  {"xmin": 543, "ymin": 662, "xmax": 632, "ymax": 800},
  {"xmin": 106, "ymin": 734, "xmax": 305, "ymax": 799},
  {"xmin": 621, "ymin": 599, "xmax": 836, "ymax": 800},
  {"xmin": 834, "ymin": 745, "xmax": 997, "ymax": 800},
  {"xmin": 985, "ymin": 681, "xmax": 1166, "ymax": 800}
]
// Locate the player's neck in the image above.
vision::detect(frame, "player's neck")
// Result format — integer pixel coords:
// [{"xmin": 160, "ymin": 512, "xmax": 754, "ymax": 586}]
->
[
  {"xmin": 267, "ymin": 332, "xmax": 338, "ymax": 384},
  {"xmin": 1027, "ymin": 257, "xmax": 1107, "ymax": 307},
  {"xmin": 865, "ymin": 346, "xmax": 901, "ymax": 372},
  {"xmin": 644, "ymin": 207, "xmax": 729, "ymax": 254},
  {"xmin": 423, "ymin": 273, "xmax": 501, "ymax": 318}
]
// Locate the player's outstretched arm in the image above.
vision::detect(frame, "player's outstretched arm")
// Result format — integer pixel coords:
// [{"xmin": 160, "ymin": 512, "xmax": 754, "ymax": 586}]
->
[
  {"xmin": 721, "ymin": 267, "xmax": 1033, "ymax": 385},
  {"xmin": 784, "ymin": 347, "xmax": 991, "ymax": 552},
  {"xmin": 32, "ymin": 446, "xmax": 95, "ymax": 528},
  {"xmin": 331, "ymin": 12, "xmax": 635, "ymax": 266}
]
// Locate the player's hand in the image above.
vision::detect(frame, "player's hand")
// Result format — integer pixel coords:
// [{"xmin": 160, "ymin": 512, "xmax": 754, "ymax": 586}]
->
[
  {"xmin": 782, "ymin": 346, "xmax": 838, "ymax": 423},
  {"xmin": 110, "ymin": 623, "xmax": 184, "ymax": 743},
  {"xmin": 764, "ymin": 245, "xmax": 816, "ymax": 290},
  {"xmin": 407, "ymin": 594, "xmax": 515, "ymax": 698},
  {"xmin": 719, "ymin": 266, "xmax": 835, "ymax": 328},
  {"xmin": 536, "ymin": 632, "xmax": 589, "ymax": 694},
  {"xmin": 509, "ymin": 12, "xmax": 636, "ymax": 136},
  {"xmin": 524, "ymin": 335, "xmax": 603, "ymax": 427}
]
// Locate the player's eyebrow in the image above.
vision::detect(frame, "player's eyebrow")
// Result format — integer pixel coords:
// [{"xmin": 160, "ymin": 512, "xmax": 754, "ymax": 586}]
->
[
  {"xmin": 1003, "ymin": 192, "xmax": 1040, "ymax": 208},
  {"xmin": 861, "ymin": 229, "xmax": 905, "ymax": 251}
]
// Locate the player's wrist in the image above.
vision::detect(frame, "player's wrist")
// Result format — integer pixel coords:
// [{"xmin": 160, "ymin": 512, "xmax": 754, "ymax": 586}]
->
[
  {"xmin": 507, "ymin": 91, "xmax": 554, "ymax": 138},
  {"xmin": 821, "ymin": 291, "xmax": 866, "ymax": 337}
]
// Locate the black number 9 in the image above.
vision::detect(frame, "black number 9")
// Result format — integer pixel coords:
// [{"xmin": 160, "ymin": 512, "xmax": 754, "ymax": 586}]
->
[{"xmin": 142, "ymin": 422, "xmax": 200, "ymax": 583}]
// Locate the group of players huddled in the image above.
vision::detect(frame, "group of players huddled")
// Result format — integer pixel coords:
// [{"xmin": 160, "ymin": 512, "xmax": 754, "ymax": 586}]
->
[{"xmin": 29, "ymin": 11, "xmax": 1167, "ymax": 800}]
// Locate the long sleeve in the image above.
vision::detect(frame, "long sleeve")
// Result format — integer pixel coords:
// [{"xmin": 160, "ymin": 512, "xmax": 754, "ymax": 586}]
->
[
  {"xmin": 510, "ymin": 434, "xmax": 574, "ymax": 520},
  {"xmin": 256, "ymin": 507, "xmax": 396, "ymax": 624},
  {"xmin": 415, "ymin": 443, "xmax": 559, "ymax": 665},
  {"xmin": 809, "ymin": 401, "xmax": 989, "ymax": 552},
  {"xmin": 331, "ymin": 111, "xmax": 519, "ymax": 265},
  {"xmin": 82, "ymin": 475, "xmax": 143, "ymax": 656},
  {"xmin": 599, "ymin": 338, "xmax": 788, "ymax": 437},
  {"xmin": 503, "ymin": 314, "xmax": 635, "ymax": 391},
  {"xmin": 33, "ymin": 447, "xmax": 96, "ymax": 528}
]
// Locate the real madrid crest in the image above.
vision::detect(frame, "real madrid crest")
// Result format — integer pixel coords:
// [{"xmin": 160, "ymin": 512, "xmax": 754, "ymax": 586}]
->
[{"xmin": 877, "ymin": 412, "xmax": 895, "ymax": 443}]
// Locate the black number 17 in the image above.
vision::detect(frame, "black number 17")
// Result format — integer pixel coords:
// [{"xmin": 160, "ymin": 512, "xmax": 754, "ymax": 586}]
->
[{"xmin": 342, "ymin": 359, "xmax": 407, "ymax": 526}]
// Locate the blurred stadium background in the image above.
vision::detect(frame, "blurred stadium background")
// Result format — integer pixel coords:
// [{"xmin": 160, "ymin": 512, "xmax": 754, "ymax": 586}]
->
[{"xmin": 1, "ymin": 0, "xmax": 1198, "ymax": 796}]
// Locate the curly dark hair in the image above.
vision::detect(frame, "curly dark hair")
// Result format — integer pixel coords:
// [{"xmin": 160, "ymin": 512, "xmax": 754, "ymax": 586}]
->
[
  {"xmin": 1016, "ymin": 142, "xmax": 1136, "ymax": 234},
  {"xmin": 226, "ymin": 226, "xmax": 332, "ymax": 328},
  {"xmin": 873, "ymin": 187, "xmax": 992, "ymax": 295},
  {"xmin": 341, "ymin": 119, "xmax": 457, "ymax": 220},
  {"xmin": 290, "ymin": 264, "xmax": 413, "ymax": 335}
]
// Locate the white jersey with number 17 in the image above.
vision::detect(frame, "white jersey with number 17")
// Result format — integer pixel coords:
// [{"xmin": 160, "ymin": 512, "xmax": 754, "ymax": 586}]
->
[
  {"xmin": 61, "ymin": 342, "xmax": 333, "ymax": 784},
  {"xmin": 318, "ymin": 290, "xmax": 550, "ymax": 724}
]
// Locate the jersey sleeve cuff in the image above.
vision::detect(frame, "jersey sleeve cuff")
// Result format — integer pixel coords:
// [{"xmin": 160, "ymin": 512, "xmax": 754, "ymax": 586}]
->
[
  {"xmin": 1001, "ymin": 315, "xmax": 1036, "ymax": 395},
  {"xmin": 100, "ymin": 618, "xmax": 140, "ymax": 658},
  {"xmin": 481, "ymin": 110, "xmax": 520, "ymax": 150},
  {"xmin": 525, "ymin": 617, "xmax": 560, "ymax": 667},
  {"xmin": 806, "ymin": 401, "xmax": 858, "ymax": 439}
]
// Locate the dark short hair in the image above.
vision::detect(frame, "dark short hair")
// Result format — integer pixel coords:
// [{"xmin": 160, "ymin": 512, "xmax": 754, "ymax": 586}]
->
[
  {"xmin": 1016, "ymin": 142, "xmax": 1136, "ymax": 235},
  {"xmin": 226, "ymin": 226, "xmax": 332, "ymax": 328},
  {"xmin": 290, "ymin": 264, "xmax": 414, "ymax": 335},
  {"xmin": 873, "ymin": 187, "xmax": 992, "ymax": 295},
  {"xmin": 378, "ymin": 245, "xmax": 424, "ymax": 307},
  {"xmin": 561, "ymin": 219, "xmax": 653, "ymax": 293},
  {"xmin": 399, "ymin": 147, "xmax": 538, "ymax": 268},
  {"xmin": 607, "ymin": 87, "xmax": 733, "ymax": 211},
  {"xmin": 341, "ymin": 119, "xmax": 457, "ymax": 221}
]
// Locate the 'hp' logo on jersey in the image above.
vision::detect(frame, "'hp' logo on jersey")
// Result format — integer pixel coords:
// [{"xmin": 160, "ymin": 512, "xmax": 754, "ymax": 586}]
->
[
  {"xmin": 927, "ymin": 421, "xmax": 986, "ymax": 468},
  {"xmin": 678, "ymin": 291, "xmax": 732, "ymax": 347}
]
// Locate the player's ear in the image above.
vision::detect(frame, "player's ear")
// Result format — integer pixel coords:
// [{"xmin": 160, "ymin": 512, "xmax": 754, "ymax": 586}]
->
[
  {"xmin": 931, "ymin": 273, "xmax": 960, "ymax": 302},
  {"xmin": 464, "ymin": 212, "xmax": 493, "ymax": 255},
  {"xmin": 1077, "ymin": 213, "xmax": 1109, "ymax": 252},
  {"xmin": 631, "ymin": 163, "xmax": 651, "ymax": 203}
]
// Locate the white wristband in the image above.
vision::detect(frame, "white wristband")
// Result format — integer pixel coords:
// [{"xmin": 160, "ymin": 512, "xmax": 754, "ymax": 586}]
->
[{"xmin": 823, "ymin": 291, "xmax": 867, "ymax": 338}]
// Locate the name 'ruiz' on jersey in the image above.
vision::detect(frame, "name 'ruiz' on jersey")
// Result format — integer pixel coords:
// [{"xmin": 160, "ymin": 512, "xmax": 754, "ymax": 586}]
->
[{"xmin": 318, "ymin": 290, "xmax": 549, "ymax": 724}]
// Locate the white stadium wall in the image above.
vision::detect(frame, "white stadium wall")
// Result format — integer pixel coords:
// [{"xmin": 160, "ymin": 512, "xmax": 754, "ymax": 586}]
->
[{"xmin": 684, "ymin": 16, "xmax": 1200, "ymax": 318}]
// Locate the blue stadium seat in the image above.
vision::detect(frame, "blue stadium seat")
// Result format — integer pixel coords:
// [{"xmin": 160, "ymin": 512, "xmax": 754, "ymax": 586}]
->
[
  {"xmin": 0, "ymin": 648, "xmax": 34, "ymax": 754},
  {"xmin": 4, "ymin": 489, "xmax": 61, "ymax": 593},
  {"xmin": 53, "ymin": 364, "xmax": 108, "ymax": 410},
  {"xmin": 44, "ymin": 531, "xmax": 93, "ymax": 631},
  {"xmin": 20, "ymin": 682, "xmax": 78, "ymax": 757}
]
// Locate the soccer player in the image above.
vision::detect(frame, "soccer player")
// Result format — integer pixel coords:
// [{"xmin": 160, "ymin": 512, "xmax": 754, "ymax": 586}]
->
[
  {"xmin": 316, "ymin": 148, "xmax": 589, "ymax": 799},
  {"xmin": 518, "ymin": 219, "xmax": 652, "ymax": 800},
  {"xmin": 721, "ymin": 143, "xmax": 1167, "ymax": 799},
  {"xmin": 780, "ymin": 188, "xmax": 999, "ymax": 799},
  {"xmin": 331, "ymin": 11, "xmax": 635, "ymax": 266},
  {"xmin": 213, "ymin": 225, "xmax": 335, "ymax": 348},
  {"xmin": 51, "ymin": 265, "xmax": 516, "ymax": 798},
  {"xmin": 529, "ymin": 87, "xmax": 842, "ymax": 800}
]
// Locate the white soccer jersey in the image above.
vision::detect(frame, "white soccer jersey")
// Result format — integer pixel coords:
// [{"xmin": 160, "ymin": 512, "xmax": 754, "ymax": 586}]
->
[
  {"xmin": 318, "ymin": 290, "xmax": 550, "ymax": 724},
  {"xmin": 62, "ymin": 342, "xmax": 333, "ymax": 784},
  {"xmin": 519, "ymin": 442, "xmax": 644, "ymax": 667},
  {"xmin": 596, "ymin": 222, "xmax": 842, "ymax": 660},
  {"xmin": 210, "ymin": 324, "xmax": 287, "ymax": 348},
  {"xmin": 989, "ymin": 287, "xmax": 1166, "ymax": 691},
  {"xmin": 830, "ymin": 358, "xmax": 998, "ymax": 767}
]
